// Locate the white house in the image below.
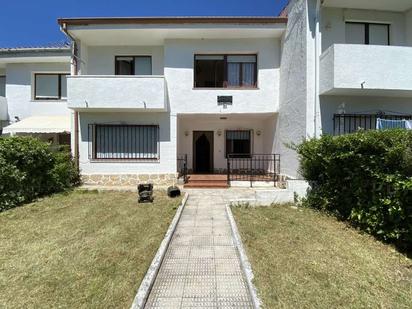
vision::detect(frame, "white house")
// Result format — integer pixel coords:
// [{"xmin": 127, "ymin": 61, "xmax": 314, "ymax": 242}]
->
[
  {"xmin": 277, "ymin": 0, "xmax": 412, "ymax": 177},
  {"xmin": 0, "ymin": 44, "xmax": 71, "ymax": 144},
  {"xmin": 2, "ymin": 0, "xmax": 411, "ymax": 187},
  {"xmin": 58, "ymin": 17, "xmax": 287, "ymax": 186}
]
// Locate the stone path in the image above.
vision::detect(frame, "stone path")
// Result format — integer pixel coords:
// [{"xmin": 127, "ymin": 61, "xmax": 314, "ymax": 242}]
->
[{"xmin": 145, "ymin": 189, "xmax": 255, "ymax": 308}]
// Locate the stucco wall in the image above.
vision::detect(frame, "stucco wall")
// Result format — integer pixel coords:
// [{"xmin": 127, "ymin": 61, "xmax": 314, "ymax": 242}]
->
[
  {"xmin": 320, "ymin": 95, "xmax": 412, "ymax": 134},
  {"xmin": 85, "ymin": 46, "xmax": 164, "ymax": 75},
  {"xmin": 276, "ymin": 0, "xmax": 314, "ymax": 178},
  {"xmin": 5, "ymin": 62, "xmax": 70, "ymax": 121},
  {"xmin": 164, "ymin": 38, "xmax": 280, "ymax": 114},
  {"xmin": 177, "ymin": 114, "xmax": 276, "ymax": 171},
  {"xmin": 321, "ymin": 8, "xmax": 407, "ymax": 52},
  {"xmin": 78, "ymin": 112, "xmax": 176, "ymax": 175},
  {"xmin": 320, "ymin": 44, "xmax": 412, "ymax": 94}
]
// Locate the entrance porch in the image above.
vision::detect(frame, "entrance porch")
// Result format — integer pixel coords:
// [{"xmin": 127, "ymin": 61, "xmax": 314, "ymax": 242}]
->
[{"xmin": 176, "ymin": 113, "xmax": 281, "ymax": 187}]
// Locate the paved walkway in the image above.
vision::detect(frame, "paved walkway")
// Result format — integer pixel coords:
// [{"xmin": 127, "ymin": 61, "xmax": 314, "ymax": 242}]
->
[{"xmin": 145, "ymin": 189, "xmax": 255, "ymax": 308}]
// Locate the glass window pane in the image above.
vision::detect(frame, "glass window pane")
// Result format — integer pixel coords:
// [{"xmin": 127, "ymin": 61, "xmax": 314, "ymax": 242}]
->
[
  {"xmin": 0, "ymin": 76, "xmax": 5, "ymax": 97},
  {"xmin": 346, "ymin": 23, "xmax": 366, "ymax": 44},
  {"xmin": 60, "ymin": 75, "xmax": 67, "ymax": 99},
  {"xmin": 227, "ymin": 55, "xmax": 256, "ymax": 63},
  {"xmin": 227, "ymin": 62, "xmax": 241, "ymax": 87},
  {"xmin": 134, "ymin": 56, "xmax": 152, "ymax": 75},
  {"xmin": 195, "ymin": 59, "xmax": 224, "ymax": 87},
  {"xmin": 226, "ymin": 130, "xmax": 251, "ymax": 158},
  {"xmin": 35, "ymin": 74, "xmax": 59, "ymax": 99},
  {"xmin": 369, "ymin": 24, "xmax": 389, "ymax": 45},
  {"xmin": 242, "ymin": 63, "xmax": 256, "ymax": 87},
  {"xmin": 116, "ymin": 57, "xmax": 133, "ymax": 75}
]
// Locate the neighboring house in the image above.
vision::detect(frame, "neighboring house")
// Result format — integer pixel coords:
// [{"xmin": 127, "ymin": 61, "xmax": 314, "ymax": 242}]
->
[
  {"xmin": 58, "ymin": 17, "xmax": 287, "ymax": 185},
  {"xmin": 277, "ymin": 0, "xmax": 412, "ymax": 177},
  {"xmin": 0, "ymin": 44, "xmax": 71, "ymax": 144}
]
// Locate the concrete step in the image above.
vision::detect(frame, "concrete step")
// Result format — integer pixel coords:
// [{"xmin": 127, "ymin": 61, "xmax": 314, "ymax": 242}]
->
[{"xmin": 184, "ymin": 181, "xmax": 229, "ymax": 188}]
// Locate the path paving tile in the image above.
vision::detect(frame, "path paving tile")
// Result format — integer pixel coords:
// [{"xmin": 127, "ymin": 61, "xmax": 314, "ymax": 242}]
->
[{"xmin": 145, "ymin": 189, "xmax": 255, "ymax": 308}]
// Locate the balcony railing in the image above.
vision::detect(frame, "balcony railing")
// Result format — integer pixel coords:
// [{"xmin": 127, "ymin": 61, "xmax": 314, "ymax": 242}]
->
[
  {"xmin": 67, "ymin": 75, "xmax": 166, "ymax": 111},
  {"xmin": 333, "ymin": 113, "xmax": 412, "ymax": 135}
]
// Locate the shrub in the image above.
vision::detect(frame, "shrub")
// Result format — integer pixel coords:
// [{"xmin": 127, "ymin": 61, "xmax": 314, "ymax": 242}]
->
[
  {"xmin": 0, "ymin": 136, "xmax": 80, "ymax": 211},
  {"xmin": 296, "ymin": 129, "xmax": 412, "ymax": 250}
]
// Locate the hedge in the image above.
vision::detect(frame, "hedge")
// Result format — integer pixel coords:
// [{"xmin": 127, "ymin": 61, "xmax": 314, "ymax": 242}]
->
[
  {"xmin": 296, "ymin": 129, "xmax": 412, "ymax": 250},
  {"xmin": 0, "ymin": 136, "xmax": 80, "ymax": 211}
]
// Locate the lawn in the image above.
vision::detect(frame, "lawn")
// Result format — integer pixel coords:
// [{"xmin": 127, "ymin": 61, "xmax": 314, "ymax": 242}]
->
[
  {"xmin": 233, "ymin": 204, "xmax": 412, "ymax": 309},
  {"xmin": 0, "ymin": 190, "xmax": 182, "ymax": 309}
]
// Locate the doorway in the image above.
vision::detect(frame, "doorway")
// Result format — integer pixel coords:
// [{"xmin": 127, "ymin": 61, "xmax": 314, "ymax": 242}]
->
[{"xmin": 193, "ymin": 131, "xmax": 214, "ymax": 173}]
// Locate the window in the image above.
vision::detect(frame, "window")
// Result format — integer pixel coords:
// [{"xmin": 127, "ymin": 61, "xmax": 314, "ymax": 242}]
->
[
  {"xmin": 225, "ymin": 130, "xmax": 252, "ymax": 158},
  {"xmin": 115, "ymin": 56, "xmax": 152, "ymax": 75},
  {"xmin": 90, "ymin": 124, "xmax": 159, "ymax": 160},
  {"xmin": 0, "ymin": 76, "xmax": 5, "ymax": 97},
  {"xmin": 345, "ymin": 22, "xmax": 390, "ymax": 45},
  {"xmin": 34, "ymin": 73, "xmax": 68, "ymax": 100},
  {"xmin": 195, "ymin": 54, "xmax": 257, "ymax": 88}
]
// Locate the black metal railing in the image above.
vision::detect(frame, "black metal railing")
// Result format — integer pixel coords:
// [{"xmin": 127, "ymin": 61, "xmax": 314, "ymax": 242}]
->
[
  {"xmin": 177, "ymin": 154, "xmax": 188, "ymax": 183},
  {"xmin": 227, "ymin": 154, "xmax": 280, "ymax": 187},
  {"xmin": 333, "ymin": 113, "xmax": 412, "ymax": 135}
]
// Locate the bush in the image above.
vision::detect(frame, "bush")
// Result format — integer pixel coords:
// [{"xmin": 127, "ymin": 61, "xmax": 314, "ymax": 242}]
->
[
  {"xmin": 0, "ymin": 136, "xmax": 80, "ymax": 211},
  {"xmin": 296, "ymin": 129, "xmax": 412, "ymax": 250}
]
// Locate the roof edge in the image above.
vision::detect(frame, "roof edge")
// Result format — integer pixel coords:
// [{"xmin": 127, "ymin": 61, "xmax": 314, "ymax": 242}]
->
[{"xmin": 57, "ymin": 16, "xmax": 288, "ymax": 26}]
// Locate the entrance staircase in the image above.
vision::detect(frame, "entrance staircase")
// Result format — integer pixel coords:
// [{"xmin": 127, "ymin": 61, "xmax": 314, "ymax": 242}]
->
[{"xmin": 184, "ymin": 174, "xmax": 229, "ymax": 188}]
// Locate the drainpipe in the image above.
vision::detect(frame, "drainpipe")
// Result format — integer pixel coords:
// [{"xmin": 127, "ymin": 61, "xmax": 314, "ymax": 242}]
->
[
  {"xmin": 314, "ymin": 0, "xmax": 322, "ymax": 138},
  {"xmin": 60, "ymin": 23, "xmax": 80, "ymax": 171}
]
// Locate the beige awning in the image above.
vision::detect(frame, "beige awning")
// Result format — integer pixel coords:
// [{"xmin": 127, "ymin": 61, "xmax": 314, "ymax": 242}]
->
[{"xmin": 2, "ymin": 115, "xmax": 70, "ymax": 134}]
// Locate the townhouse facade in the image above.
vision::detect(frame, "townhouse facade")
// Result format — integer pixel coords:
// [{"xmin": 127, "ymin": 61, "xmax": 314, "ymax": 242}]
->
[
  {"xmin": 0, "ymin": 45, "xmax": 71, "ymax": 144},
  {"xmin": 1, "ymin": 0, "xmax": 411, "ymax": 186}
]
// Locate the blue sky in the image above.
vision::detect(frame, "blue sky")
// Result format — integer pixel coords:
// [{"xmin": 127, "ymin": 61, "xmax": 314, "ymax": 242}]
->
[{"xmin": 0, "ymin": 0, "xmax": 288, "ymax": 47}]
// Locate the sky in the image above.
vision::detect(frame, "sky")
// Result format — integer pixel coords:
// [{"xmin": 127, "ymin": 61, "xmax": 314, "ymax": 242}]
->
[{"xmin": 0, "ymin": 0, "xmax": 288, "ymax": 48}]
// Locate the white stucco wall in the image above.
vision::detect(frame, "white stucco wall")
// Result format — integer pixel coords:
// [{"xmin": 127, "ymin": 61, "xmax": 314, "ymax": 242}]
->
[
  {"xmin": 177, "ymin": 114, "xmax": 276, "ymax": 171},
  {"xmin": 320, "ymin": 44, "xmax": 412, "ymax": 95},
  {"xmin": 321, "ymin": 8, "xmax": 407, "ymax": 51},
  {"xmin": 5, "ymin": 62, "xmax": 71, "ymax": 121},
  {"xmin": 276, "ymin": 0, "xmax": 317, "ymax": 178},
  {"xmin": 164, "ymin": 38, "xmax": 280, "ymax": 114},
  {"xmin": 85, "ymin": 46, "xmax": 164, "ymax": 75},
  {"xmin": 320, "ymin": 95, "xmax": 412, "ymax": 134},
  {"xmin": 78, "ymin": 112, "xmax": 176, "ymax": 175}
]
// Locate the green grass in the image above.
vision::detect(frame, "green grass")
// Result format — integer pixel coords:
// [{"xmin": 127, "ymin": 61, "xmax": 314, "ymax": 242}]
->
[
  {"xmin": 0, "ymin": 190, "xmax": 182, "ymax": 309},
  {"xmin": 233, "ymin": 204, "xmax": 412, "ymax": 309}
]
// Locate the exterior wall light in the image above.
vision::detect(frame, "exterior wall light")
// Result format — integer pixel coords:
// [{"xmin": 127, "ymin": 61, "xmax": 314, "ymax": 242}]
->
[
  {"xmin": 256, "ymin": 130, "xmax": 262, "ymax": 136},
  {"xmin": 184, "ymin": 130, "xmax": 189, "ymax": 137},
  {"xmin": 216, "ymin": 129, "xmax": 222, "ymax": 136}
]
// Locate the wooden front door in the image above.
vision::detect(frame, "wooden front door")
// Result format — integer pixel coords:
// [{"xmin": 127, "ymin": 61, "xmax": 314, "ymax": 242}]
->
[{"xmin": 193, "ymin": 131, "xmax": 214, "ymax": 173}]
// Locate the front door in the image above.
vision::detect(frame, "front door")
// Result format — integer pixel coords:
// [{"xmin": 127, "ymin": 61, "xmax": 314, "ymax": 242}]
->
[{"xmin": 193, "ymin": 131, "xmax": 214, "ymax": 173}]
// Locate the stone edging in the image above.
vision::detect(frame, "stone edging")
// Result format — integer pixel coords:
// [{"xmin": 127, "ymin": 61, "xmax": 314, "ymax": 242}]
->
[
  {"xmin": 130, "ymin": 193, "xmax": 189, "ymax": 309},
  {"xmin": 226, "ymin": 204, "xmax": 262, "ymax": 309}
]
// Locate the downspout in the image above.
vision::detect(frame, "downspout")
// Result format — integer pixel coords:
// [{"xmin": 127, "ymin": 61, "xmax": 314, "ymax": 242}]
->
[
  {"xmin": 60, "ymin": 23, "xmax": 80, "ymax": 171},
  {"xmin": 314, "ymin": 0, "xmax": 322, "ymax": 138}
]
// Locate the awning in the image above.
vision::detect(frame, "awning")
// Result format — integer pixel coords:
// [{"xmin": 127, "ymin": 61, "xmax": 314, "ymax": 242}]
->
[{"xmin": 2, "ymin": 115, "xmax": 70, "ymax": 134}]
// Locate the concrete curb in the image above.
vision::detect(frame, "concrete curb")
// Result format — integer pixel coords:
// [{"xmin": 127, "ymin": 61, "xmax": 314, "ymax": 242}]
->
[
  {"xmin": 130, "ymin": 193, "xmax": 189, "ymax": 309},
  {"xmin": 226, "ymin": 204, "xmax": 262, "ymax": 309}
]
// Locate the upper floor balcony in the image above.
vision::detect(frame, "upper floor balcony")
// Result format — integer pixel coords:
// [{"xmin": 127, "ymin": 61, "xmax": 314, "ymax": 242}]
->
[
  {"xmin": 67, "ymin": 75, "xmax": 167, "ymax": 111},
  {"xmin": 320, "ymin": 44, "xmax": 412, "ymax": 97}
]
